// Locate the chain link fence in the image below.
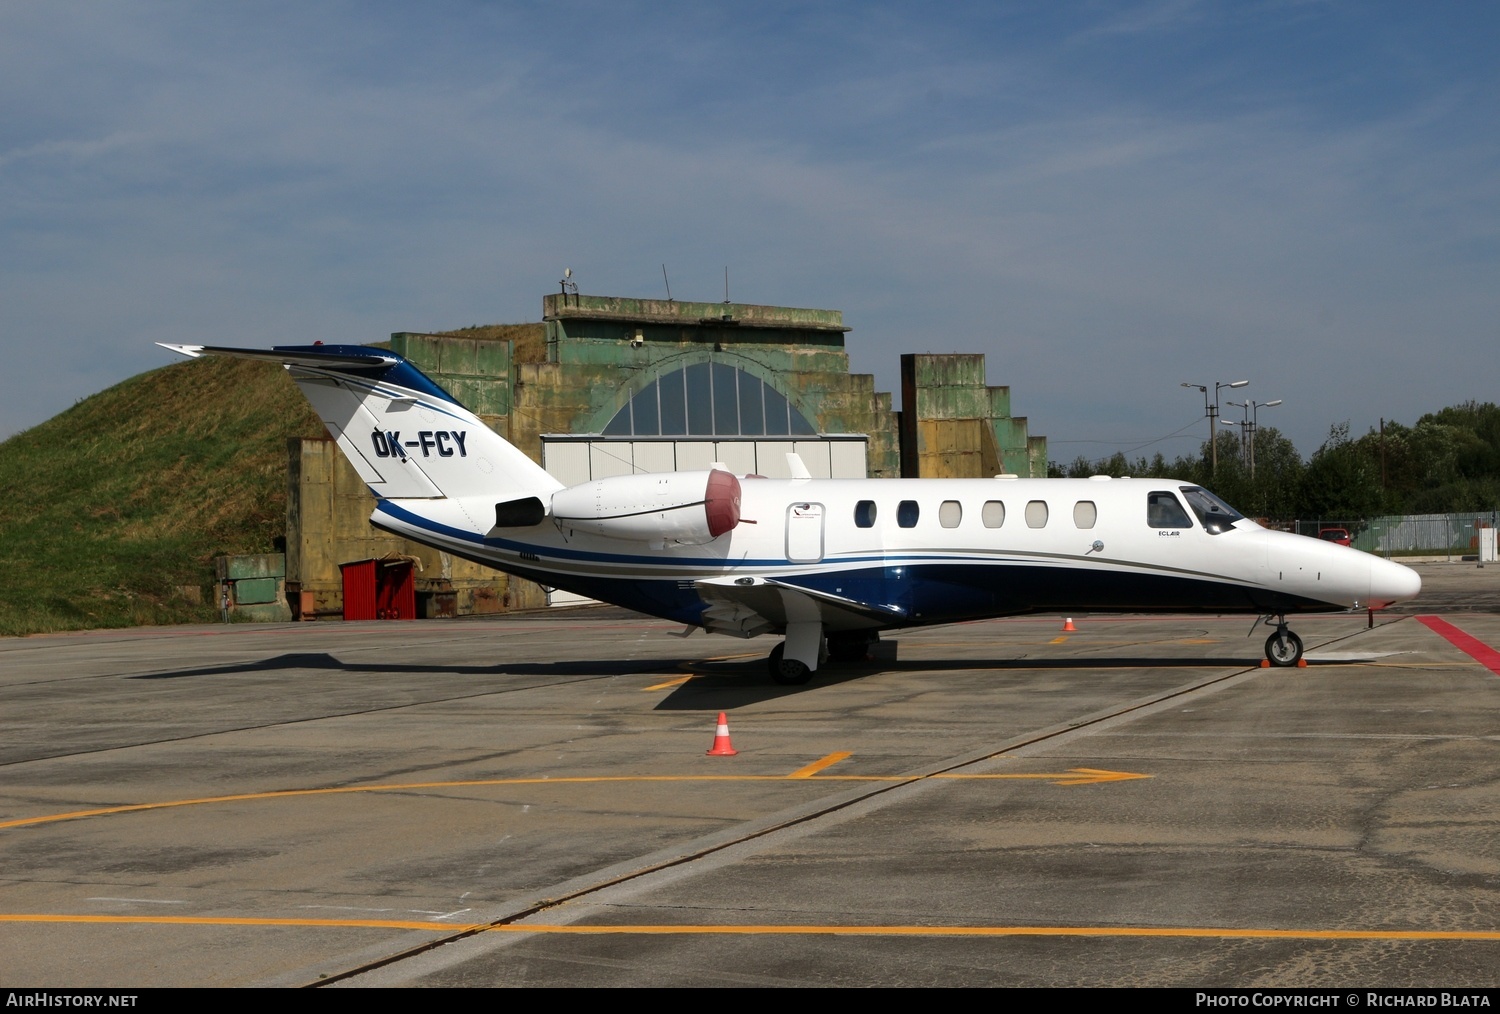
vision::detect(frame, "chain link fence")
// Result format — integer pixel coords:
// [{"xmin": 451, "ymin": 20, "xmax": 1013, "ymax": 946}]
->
[{"xmin": 1287, "ymin": 513, "xmax": 1499, "ymax": 559}]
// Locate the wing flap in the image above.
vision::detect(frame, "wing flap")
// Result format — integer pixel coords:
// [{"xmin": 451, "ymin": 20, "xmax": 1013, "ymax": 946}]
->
[{"xmin": 694, "ymin": 576, "xmax": 901, "ymax": 636}]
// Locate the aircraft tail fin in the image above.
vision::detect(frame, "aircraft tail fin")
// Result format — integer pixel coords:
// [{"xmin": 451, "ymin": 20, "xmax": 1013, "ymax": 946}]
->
[{"xmin": 159, "ymin": 343, "xmax": 561, "ymax": 501}]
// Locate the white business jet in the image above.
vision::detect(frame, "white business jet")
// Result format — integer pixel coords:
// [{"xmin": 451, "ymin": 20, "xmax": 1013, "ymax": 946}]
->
[{"xmin": 160, "ymin": 343, "xmax": 1421, "ymax": 684}]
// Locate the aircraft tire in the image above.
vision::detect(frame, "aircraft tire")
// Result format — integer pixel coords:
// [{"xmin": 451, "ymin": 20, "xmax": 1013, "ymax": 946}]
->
[
  {"xmin": 1265, "ymin": 629, "xmax": 1304, "ymax": 667},
  {"xmin": 768, "ymin": 642, "xmax": 813, "ymax": 686}
]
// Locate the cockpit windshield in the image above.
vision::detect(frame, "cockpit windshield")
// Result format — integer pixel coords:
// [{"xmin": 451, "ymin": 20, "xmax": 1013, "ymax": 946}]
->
[{"xmin": 1178, "ymin": 486, "xmax": 1245, "ymax": 534}]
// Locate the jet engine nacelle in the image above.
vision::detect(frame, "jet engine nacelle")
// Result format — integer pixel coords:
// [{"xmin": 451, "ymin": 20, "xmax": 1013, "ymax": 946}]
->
[{"xmin": 550, "ymin": 469, "xmax": 742, "ymax": 544}]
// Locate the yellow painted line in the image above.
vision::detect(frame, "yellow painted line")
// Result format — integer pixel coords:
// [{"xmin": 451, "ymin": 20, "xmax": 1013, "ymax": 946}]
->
[
  {"xmin": 0, "ymin": 770, "xmax": 1151, "ymax": 831},
  {"xmin": 788, "ymin": 752, "xmax": 852, "ymax": 778},
  {"xmin": 1, "ymin": 914, "xmax": 1497, "ymax": 942},
  {"xmin": 1049, "ymin": 636, "xmax": 1069, "ymax": 644},
  {"xmin": 643, "ymin": 675, "xmax": 694, "ymax": 690}
]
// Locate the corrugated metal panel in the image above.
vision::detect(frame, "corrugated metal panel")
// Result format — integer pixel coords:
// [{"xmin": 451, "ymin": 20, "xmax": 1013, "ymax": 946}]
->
[
  {"xmin": 341, "ymin": 560, "xmax": 377, "ymax": 621},
  {"xmin": 376, "ymin": 560, "xmax": 416, "ymax": 620}
]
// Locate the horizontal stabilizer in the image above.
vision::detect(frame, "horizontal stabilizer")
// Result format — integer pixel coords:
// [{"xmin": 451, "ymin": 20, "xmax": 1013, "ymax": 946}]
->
[
  {"xmin": 159, "ymin": 342, "xmax": 561, "ymax": 502},
  {"xmin": 159, "ymin": 343, "xmax": 399, "ymax": 369}
]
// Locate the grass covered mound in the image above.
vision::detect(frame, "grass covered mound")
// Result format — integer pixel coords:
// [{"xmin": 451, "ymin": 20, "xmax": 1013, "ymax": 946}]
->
[{"xmin": 0, "ymin": 354, "xmax": 322, "ymax": 636}]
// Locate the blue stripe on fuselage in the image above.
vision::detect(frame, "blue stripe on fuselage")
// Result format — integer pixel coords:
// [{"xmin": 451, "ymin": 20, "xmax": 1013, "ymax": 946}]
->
[{"xmin": 372, "ymin": 502, "xmax": 1337, "ymax": 625}]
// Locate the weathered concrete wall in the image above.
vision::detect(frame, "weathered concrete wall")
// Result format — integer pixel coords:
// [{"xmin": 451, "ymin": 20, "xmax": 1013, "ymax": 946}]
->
[
  {"xmin": 899, "ymin": 353, "xmax": 1047, "ymax": 478},
  {"xmin": 542, "ymin": 293, "xmax": 847, "ymax": 334},
  {"xmin": 390, "ymin": 333, "xmax": 513, "ymax": 436},
  {"xmin": 213, "ymin": 552, "xmax": 291, "ymax": 622},
  {"xmin": 285, "ymin": 437, "xmax": 541, "ymax": 618}
]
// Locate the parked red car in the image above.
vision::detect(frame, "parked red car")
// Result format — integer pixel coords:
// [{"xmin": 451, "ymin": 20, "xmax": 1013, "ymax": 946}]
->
[{"xmin": 1318, "ymin": 527, "xmax": 1352, "ymax": 547}]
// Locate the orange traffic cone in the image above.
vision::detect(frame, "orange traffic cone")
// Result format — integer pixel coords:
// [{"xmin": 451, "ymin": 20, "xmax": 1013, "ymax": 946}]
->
[
  {"xmin": 1062, "ymin": 617, "xmax": 1076, "ymax": 632},
  {"xmin": 706, "ymin": 712, "xmax": 738, "ymax": 756}
]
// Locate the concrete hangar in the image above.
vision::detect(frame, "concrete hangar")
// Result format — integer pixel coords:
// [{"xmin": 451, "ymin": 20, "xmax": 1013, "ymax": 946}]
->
[{"xmin": 278, "ymin": 291, "xmax": 1048, "ymax": 620}]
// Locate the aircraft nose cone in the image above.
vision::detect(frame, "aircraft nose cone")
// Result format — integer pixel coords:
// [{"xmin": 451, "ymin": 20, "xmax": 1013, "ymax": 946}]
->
[{"xmin": 1369, "ymin": 556, "xmax": 1421, "ymax": 609}]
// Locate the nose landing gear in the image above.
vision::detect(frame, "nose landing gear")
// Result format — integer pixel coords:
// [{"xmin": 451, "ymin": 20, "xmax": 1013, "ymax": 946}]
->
[{"xmin": 1260, "ymin": 615, "xmax": 1305, "ymax": 667}]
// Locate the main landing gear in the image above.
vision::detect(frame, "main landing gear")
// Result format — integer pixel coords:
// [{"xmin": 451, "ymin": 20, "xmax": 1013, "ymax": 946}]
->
[
  {"xmin": 767, "ymin": 642, "xmax": 813, "ymax": 686},
  {"xmin": 767, "ymin": 628, "xmax": 881, "ymax": 685},
  {"xmin": 1260, "ymin": 615, "xmax": 1304, "ymax": 667}
]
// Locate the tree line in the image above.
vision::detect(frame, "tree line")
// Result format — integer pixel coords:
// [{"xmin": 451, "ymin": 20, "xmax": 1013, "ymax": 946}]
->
[{"xmin": 1049, "ymin": 401, "xmax": 1500, "ymax": 522}]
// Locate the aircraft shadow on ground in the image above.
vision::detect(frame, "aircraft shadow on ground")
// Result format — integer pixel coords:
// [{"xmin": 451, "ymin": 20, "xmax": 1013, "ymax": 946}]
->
[
  {"xmin": 127, "ymin": 651, "xmax": 1273, "ymax": 712},
  {"xmin": 649, "ymin": 654, "xmax": 1270, "ymax": 710},
  {"xmin": 126, "ymin": 653, "xmax": 683, "ymax": 680}
]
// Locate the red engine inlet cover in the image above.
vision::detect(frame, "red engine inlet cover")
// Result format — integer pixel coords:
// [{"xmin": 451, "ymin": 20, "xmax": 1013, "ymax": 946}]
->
[{"xmin": 704, "ymin": 469, "xmax": 742, "ymax": 537}]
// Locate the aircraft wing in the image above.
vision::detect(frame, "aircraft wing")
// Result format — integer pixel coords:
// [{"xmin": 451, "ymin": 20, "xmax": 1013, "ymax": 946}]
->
[{"xmin": 694, "ymin": 575, "xmax": 904, "ymax": 638}]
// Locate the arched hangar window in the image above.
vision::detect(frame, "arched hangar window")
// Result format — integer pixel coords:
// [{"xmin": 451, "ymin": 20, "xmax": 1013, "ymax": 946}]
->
[{"xmin": 602, "ymin": 364, "xmax": 817, "ymax": 437}]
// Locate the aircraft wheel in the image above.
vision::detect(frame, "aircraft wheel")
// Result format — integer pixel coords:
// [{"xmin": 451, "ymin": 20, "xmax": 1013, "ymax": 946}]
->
[
  {"xmin": 768, "ymin": 643, "xmax": 813, "ymax": 686},
  {"xmin": 1265, "ymin": 629, "xmax": 1304, "ymax": 667}
]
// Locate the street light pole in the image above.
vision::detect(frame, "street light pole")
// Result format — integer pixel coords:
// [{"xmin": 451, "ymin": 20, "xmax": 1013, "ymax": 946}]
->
[
  {"xmin": 1246, "ymin": 399, "xmax": 1282, "ymax": 478},
  {"xmin": 1226, "ymin": 400, "xmax": 1252, "ymax": 464},
  {"xmin": 1214, "ymin": 381, "xmax": 1249, "ymax": 474},
  {"xmin": 1185, "ymin": 380, "xmax": 1248, "ymax": 475},
  {"xmin": 1181, "ymin": 383, "xmax": 1210, "ymax": 470}
]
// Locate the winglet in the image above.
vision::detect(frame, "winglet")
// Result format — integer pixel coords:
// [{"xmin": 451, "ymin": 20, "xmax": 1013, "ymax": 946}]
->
[
  {"xmin": 158, "ymin": 343, "xmax": 207, "ymax": 358},
  {"xmin": 785, "ymin": 452, "xmax": 812, "ymax": 480}
]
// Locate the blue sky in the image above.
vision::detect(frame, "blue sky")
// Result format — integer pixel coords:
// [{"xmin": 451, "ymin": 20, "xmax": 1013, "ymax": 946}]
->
[{"xmin": 3, "ymin": 1, "xmax": 1496, "ymax": 466}]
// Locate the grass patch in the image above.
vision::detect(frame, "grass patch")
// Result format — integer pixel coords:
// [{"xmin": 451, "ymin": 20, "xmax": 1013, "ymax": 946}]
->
[
  {"xmin": 0, "ymin": 356, "xmax": 322, "ymax": 636},
  {"xmin": 443, "ymin": 322, "xmax": 546, "ymax": 362}
]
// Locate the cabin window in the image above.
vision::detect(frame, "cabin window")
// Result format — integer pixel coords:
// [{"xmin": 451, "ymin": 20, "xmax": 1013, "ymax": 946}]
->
[
  {"xmin": 854, "ymin": 500, "xmax": 877, "ymax": 528},
  {"xmin": 981, "ymin": 500, "xmax": 1006, "ymax": 528},
  {"xmin": 939, "ymin": 500, "xmax": 962, "ymax": 528},
  {"xmin": 897, "ymin": 500, "xmax": 920, "ymax": 528},
  {"xmin": 1148, "ymin": 491, "xmax": 1193, "ymax": 528},
  {"xmin": 1025, "ymin": 500, "xmax": 1049, "ymax": 528},
  {"xmin": 1073, "ymin": 501, "xmax": 1097, "ymax": 529}
]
